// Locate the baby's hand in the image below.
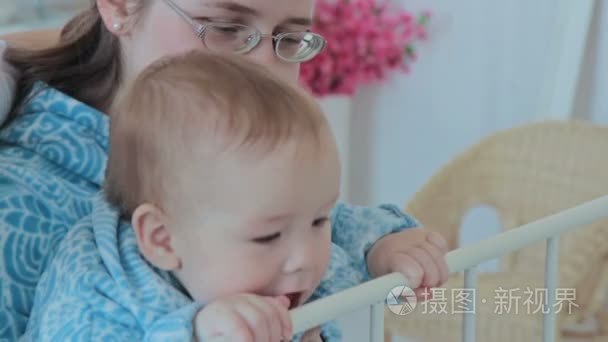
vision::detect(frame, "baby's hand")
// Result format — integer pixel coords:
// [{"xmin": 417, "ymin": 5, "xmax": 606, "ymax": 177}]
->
[
  {"xmin": 366, "ymin": 227, "xmax": 449, "ymax": 300},
  {"xmin": 194, "ymin": 293, "xmax": 293, "ymax": 342}
]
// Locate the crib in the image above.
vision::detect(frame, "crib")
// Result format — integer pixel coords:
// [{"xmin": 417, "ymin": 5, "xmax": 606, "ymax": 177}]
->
[{"xmin": 287, "ymin": 194, "xmax": 608, "ymax": 342}]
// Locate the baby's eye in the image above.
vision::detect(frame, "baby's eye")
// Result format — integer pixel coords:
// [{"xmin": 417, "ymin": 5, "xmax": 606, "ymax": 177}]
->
[
  {"xmin": 312, "ymin": 217, "xmax": 329, "ymax": 228},
  {"xmin": 252, "ymin": 232, "xmax": 281, "ymax": 244}
]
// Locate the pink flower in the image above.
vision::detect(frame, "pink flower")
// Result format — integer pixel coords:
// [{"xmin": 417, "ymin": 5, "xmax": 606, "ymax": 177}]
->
[{"xmin": 300, "ymin": 0, "xmax": 430, "ymax": 97}]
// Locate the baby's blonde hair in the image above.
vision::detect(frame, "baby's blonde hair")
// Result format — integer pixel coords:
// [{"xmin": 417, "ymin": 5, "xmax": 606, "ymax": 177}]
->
[{"xmin": 105, "ymin": 51, "xmax": 327, "ymax": 217}]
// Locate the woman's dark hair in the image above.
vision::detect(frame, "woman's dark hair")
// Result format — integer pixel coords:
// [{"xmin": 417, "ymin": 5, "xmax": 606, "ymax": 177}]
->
[{"xmin": 4, "ymin": 1, "xmax": 145, "ymax": 121}]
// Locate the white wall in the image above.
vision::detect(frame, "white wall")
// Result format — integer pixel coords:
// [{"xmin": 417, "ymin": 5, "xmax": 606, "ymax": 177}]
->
[
  {"xmin": 341, "ymin": 2, "xmax": 606, "ymax": 338},
  {"xmin": 575, "ymin": 0, "xmax": 608, "ymax": 123},
  {"xmin": 349, "ymin": 0, "xmax": 607, "ymax": 207}
]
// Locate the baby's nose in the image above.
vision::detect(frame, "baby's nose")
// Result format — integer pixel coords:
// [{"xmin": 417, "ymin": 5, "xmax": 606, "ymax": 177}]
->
[{"xmin": 283, "ymin": 241, "xmax": 317, "ymax": 275}]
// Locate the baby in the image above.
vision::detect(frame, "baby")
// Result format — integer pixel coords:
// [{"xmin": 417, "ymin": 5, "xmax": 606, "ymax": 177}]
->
[
  {"xmin": 107, "ymin": 50, "xmax": 343, "ymax": 340},
  {"xmin": 22, "ymin": 51, "xmax": 432, "ymax": 341}
]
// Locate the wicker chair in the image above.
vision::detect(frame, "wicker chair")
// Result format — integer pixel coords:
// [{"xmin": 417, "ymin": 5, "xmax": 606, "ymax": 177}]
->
[{"xmin": 385, "ymin": 120, "xmax": 608, "ymax": 342}]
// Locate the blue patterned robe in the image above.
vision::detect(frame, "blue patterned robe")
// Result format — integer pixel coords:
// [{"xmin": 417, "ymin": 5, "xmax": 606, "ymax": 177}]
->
[
  {"xmin": 20, "ymin": 194, "xmax": 416, "ymax": 341},
  {"xmin": 0, "ymin": 84, "xmax": 419, "ymax": 340}
]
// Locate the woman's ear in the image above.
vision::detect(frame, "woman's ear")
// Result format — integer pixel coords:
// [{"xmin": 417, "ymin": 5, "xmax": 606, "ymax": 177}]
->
[
  {"xmin": 132, "ymin": 203, "xmax": 181, "ymax": 271},
  {"xmin": 96, "ymin": 0, "xmax": 130, "ymax": 34},
  {"xmin": 0, "ymin": 41, "xmax": 17, "ymax": 125}
]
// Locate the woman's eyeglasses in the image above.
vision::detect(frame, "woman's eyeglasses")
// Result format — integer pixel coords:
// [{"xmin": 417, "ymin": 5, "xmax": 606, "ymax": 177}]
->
[{"xmin": 162, "ymin": 0, "xmax": 327, "ymax": 63}]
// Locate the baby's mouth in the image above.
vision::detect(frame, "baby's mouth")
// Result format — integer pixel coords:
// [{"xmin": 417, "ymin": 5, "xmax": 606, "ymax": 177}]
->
[{"xmin": 285, "ymin": 292, "xmax": 303, "ymax": 310}]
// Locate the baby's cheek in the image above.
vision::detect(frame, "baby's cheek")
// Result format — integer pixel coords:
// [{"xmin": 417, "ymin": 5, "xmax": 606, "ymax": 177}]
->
[
  {"xmin": 316, "ymin": 239, "xmax": 333, "ymax": 281},
  {"xmin": 213, "ymin": 258, "xmax": 278, "ymax": 295}
]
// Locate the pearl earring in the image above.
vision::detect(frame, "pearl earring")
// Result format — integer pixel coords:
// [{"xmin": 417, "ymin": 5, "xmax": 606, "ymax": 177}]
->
[{"xmin": 113, "ymin": 22, "xmax": 123, "ymax": 30}]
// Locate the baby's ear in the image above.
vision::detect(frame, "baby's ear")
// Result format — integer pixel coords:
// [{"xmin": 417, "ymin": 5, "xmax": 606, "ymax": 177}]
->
[
  {"xmin": 0, "ymin": 41, "xmax": 18, "ymax": 125},
  {"xmin": 131, "ymin": 203, "xmax": 181, "ymax": 271}
]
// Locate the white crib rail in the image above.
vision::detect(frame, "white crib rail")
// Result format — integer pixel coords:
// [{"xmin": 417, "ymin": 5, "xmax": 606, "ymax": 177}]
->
[{"xmin": 290, "ymin": 194, "xmax": 608, "ymax": 341}]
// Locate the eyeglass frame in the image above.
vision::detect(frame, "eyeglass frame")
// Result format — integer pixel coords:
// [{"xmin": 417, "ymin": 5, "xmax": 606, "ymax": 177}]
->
[{"xmin": 161, "ymin": 0, "xmax": 327, "ymax": 62}]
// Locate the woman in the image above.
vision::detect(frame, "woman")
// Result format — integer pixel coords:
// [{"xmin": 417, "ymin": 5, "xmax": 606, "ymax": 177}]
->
[{"xmin": 0, "ymin": 0, "xmax": 449, "ymax": 339}]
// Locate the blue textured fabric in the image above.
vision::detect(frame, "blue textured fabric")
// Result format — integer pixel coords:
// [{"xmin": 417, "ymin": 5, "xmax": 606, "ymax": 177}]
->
[
  {"xmin": 21, "ymin": 194, "xmax": 356, "ymax": 341},
  {"xmin": 0, "ymin": 84, "xmax": 419, "ymax": 340},
  {"xmin": 330, "ymin": 202, "xmax": 420, "ymax": 282},
  {"xmin": 0, "ymin": 84, "xmax": 108, "ymax": 340},
  {"xmin": 21, "ymin": 195, "xmax": 202, "ymax": 341}
]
